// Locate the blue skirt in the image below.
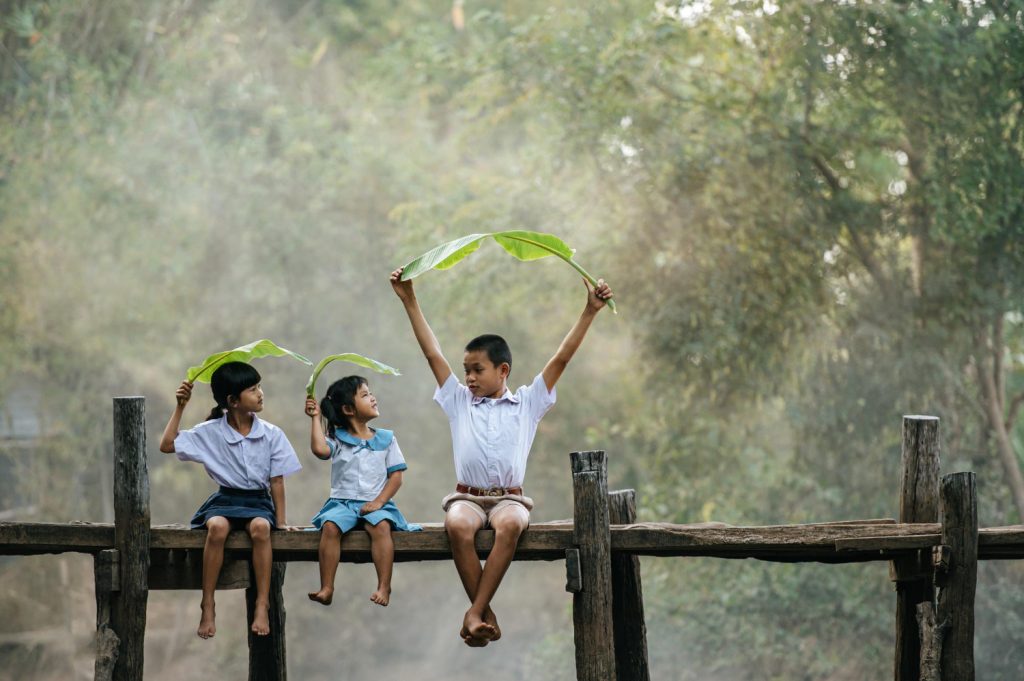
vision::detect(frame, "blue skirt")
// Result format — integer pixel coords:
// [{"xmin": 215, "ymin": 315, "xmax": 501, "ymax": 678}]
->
[
  {"xmin": 190, "ymin": 486, "xmax": 277, "ymax": 529},
  {"xmin": 311, "ymin": 498, "xmax": 421, "ymax": 533}
]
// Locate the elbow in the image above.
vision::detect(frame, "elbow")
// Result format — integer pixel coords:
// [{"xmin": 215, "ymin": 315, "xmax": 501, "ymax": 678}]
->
[{"xmin": 159, "ymin": 442, "xmax": 175, "ymax": 454}]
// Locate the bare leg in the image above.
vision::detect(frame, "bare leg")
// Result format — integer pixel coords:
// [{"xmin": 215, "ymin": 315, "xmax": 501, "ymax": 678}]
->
[
  {"xmin": 463, "ymin": 505, "xmax": 527, "ymax": 645},
  {"xmin": 248, "ymin": 518, "xmax": 273, "ymax": 636},
  {"xmin": 198, "ymin": 516, "xmax": 230, "ymax": 639},
  {"xmin": 445, "ymin": 505, "xmax": 495, "ymax": 646},
  {"xmin": 365, "ymin": 521, "xmax": 394, "ymax": 606},
  {"xmin": 308, "ymin": 521, "xmax": 342, "ymax": 605}
]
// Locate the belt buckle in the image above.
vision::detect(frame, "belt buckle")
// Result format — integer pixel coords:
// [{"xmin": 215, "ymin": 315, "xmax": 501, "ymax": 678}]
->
[{"xmin": 486, "ymin": 487, "xmax": 503, "ymax": 497}]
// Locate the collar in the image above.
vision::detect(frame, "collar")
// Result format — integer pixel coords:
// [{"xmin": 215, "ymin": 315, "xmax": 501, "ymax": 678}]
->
[
  {"xmin": 334, "ymin": 427, "xmax": 394, "ymax": 451},
  {"xmin": 220, "ymin": 414, "xmax": 266, "ymax": 444},
  {"xmin": 471, "ymin": 387, "xmax": 521, "ymax": 406}
]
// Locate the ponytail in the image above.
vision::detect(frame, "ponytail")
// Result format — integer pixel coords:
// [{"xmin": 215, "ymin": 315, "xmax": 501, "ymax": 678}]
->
[
  {"xmin": 321, "ymin": 375, "xmax": 367, "ymax": 438},
  {"xmin": 206, "ymin": 405, "xmax": 225, "ymax": 421}
]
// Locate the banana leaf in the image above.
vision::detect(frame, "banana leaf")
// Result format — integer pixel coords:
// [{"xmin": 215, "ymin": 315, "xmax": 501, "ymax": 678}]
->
[
  {"xmin": 400, "ymin": 230, "xmax": 616, "ymax": 313},
  {"xmin": 306, "ymin": 353, "xmax": 401, "ymax": 397},
  {"xmin": 186, "ymin": 339, "xmax": 312, "ymax": 383}
]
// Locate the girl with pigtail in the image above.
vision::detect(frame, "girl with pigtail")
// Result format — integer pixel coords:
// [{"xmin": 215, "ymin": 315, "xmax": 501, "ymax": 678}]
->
[{"xmin": 305, "ymin": 375, "xmax": 419, "ymax": 607}]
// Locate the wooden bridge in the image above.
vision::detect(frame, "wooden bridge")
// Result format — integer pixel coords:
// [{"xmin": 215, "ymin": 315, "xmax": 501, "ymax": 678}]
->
[{"xmin": 1, "ymin": 399, "xmax": 1023, "ymax": 680}]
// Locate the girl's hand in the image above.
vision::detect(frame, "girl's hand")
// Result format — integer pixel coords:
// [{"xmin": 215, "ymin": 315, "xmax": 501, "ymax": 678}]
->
[
  {"xmin": 360, "ymin": 500, "xmax": 384, "ymax": 515},
  {"xmin": 276, "ymin": 524, "xmax": 301, "ymax": 532},
  {"xmin": 390, "ymin": 267, "xmax": 415, "ymax": 302},
  {"xmin": 584, "ymin": 277, "xmax": 613, "ymax": 312},
  {"xmin": 305, "ymin": 397, "xmax": 320, "ymax": 418},
  {"xmin": 175, "ymin": 380, "xmax": 194, "ymax": 407}
]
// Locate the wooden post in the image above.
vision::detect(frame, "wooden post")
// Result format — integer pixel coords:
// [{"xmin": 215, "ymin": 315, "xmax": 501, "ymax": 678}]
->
[
  {"xmin": 247, "ymin": 561, "xmax": 288, "ymax": 681},
  {"xmin": 94, "ymin": 549, "xmax": 120, "ymax": 681},
  {"xmin": 937, "ymin": 472, "xmax": 977, "ymax": 681},
  {"xmin": 111, "ymin": 397, "xmax": 149, "ymax": 681},
  {"xmin": 608, "ymin": 490, "xmax": 650, "ymax": 681},
  {"xmin": 571, "ymin": 450, "xmax": 616, "ymax": 681},
  {"xmin": 894, "ymin": 415, "xmax": 940, "ymax": 681}
]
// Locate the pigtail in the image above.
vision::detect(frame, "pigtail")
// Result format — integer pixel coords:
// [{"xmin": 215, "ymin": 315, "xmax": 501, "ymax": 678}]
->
[
  {"xmin": 206, "ymin": 405, "xmax": 225, "ymax": 421},
  {"xmin": 320, "ymin": 396, "xmax": 342, "ymax": 442}
]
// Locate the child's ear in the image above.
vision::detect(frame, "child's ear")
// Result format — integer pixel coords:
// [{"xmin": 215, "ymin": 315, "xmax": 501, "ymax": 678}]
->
[
  {"xmin": 499, "ymin": 362, "xmax": 511, "ymax": 379},
  {"xmin": 341, "ymin": 404, "xmax": 355, "ymax": 416}
]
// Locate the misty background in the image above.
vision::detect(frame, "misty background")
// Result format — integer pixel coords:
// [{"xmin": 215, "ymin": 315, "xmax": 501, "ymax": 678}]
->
[{"xmin": 2, "ymin": 1, "xmax": 1023, "ymax": 679}]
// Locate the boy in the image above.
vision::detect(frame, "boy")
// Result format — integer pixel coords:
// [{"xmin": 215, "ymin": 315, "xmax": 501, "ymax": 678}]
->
[{"xmin": 390, "ymin": 267, "xmax": 613, "ymax": 647}]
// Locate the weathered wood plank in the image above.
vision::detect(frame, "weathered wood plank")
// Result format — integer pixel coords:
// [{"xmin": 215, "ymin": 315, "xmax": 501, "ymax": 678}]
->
[
  {"xmin": 111, "ymin": 397, "xmax": 149, "ymax": 681},
  {"xmin": 895, "ymin": 415, "xmax": 940, "ymax": 681},
  {"xmin": 938, "ymin": 472, "xmax": 977, "ymax": 681},
  {"xmin": 609, "ymin": 490, "xmax": 649, "ymax": 681},
  {"xmin": 148, "ymin": 549, "xmax": 251, "ymax": 590},
  {"xmin": 571, "ymin": 451, "xmax": 616, "ymax": 681}
]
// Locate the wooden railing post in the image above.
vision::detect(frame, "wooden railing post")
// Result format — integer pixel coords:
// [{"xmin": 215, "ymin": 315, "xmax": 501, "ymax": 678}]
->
[
  {"xmin": 609, "ymin": 490, "xmax": 650, "ymax": 681},
  {"xmin": 111, "ymin": 397, "xmax": 150, "ymax": 681},
  {"xmin": 894, "ymin": 415, "xmax": 940, "ymax": 681},
  {"xmin": 937, "ymin": 472, "xmax": 977, "ymax": 681},
  {"xmin": 571, "ymin": 450, "xmax": 616, "ymax": 681},
  {"xmin": 247, "ymin": 561, "xmax": 288, "ymax": 681}
]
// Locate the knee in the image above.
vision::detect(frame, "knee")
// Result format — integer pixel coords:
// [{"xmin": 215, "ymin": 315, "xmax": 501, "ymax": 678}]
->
[
  {"xmin": 321, "ymin": 521, "xmax": 341, "ymax": 539},
  {"xmin": 206, "ymin": 517, "xmax": 230, "ymax": 543},
  {"xmin": 491, "ymin": 514, "xmax": 527, "ymax": 540},
  {"xmin": 444, "ymin": 515, "xmax": 479, "ymax": 543},
  {"xmin": 248, "ymin": 518, "xmax": 271, "ymax": 541},
  {"xmin": 367, "ymin": 521, "xmax": 391, "ymax": 537}
]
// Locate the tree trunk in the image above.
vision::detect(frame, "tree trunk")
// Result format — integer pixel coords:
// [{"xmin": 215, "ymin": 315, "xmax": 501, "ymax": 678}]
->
[{"xmin": 975, "ymin": 330, "xmax": 1024, "ymax": 522}]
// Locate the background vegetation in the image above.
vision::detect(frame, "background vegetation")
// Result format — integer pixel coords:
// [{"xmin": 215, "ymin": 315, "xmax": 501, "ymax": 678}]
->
[{"xmin": 1, "ymin": 1, "xmax": 1022, "ymax": 679}]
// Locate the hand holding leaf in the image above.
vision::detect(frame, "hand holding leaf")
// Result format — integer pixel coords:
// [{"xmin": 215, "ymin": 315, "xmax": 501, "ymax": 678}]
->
[{"xmin": 186, "ymin": 339, "xmax": 312, "ymax": 383}]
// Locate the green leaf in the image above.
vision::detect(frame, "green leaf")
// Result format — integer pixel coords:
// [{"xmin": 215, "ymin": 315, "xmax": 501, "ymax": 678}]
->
[
  {"xmin": 400, "ymin": 230, "xmax": 616, "ymax": 312},
  {"xmin": 186, "ymin": 339, "xmax": 312, "ymax": 383},
  {"xmin": 306, "ymin": 353, "xmax": 402, "ymax": 397}
]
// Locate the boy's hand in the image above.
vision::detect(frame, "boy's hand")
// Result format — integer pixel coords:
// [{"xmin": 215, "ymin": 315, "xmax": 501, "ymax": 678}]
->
[
  {"xmin": 175, "ymin": 380, "xmax": 193, "ymax": 407},
  {"xmin": 360, "ymin": 500, "xmax": 384, "ymax": 515},
  {"xmin": 305, "ymin": 397, "xmax": 320, "ymax": 418},
  {"xmin": 390, "ymin": 267, "xmax": 415, "ymax": 303},
  {"xmin": 585, "ymin": 278, "xmax": 613, "ymax": 312}
]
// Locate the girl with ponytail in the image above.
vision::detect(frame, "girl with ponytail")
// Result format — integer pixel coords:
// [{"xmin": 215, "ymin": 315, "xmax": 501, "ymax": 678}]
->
[
  {"xmin": 159, "ymin": 361, "xmax": 302, "ymax": 640},
  {"xmin": 304, "ymin": 375, "xmax": 419, "ymax": 607}
]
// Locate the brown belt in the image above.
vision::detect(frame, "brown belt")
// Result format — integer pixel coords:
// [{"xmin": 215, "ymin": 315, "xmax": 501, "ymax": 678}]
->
[{"xmin": 455, "ymin": 483, "xmax": 523, "ymax": 497}]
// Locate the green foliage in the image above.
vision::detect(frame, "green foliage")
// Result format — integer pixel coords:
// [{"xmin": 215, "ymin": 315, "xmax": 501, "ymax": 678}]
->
[
  {"xmin": 186, "ymin": 339, "xmax": 311, "ymax": 383},
  {"xmin": 305, "ymin": 353, "xmax": 400, "ymax": 398}
]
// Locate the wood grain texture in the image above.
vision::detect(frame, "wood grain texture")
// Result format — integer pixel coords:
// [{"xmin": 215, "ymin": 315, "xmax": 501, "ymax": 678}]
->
[
  {"xmin": 938, "ymin": 473, "xmax": 977, "ymax": 681},
  {"xmin": 609, "ymin": 490, "xmax": 649, "ymax": 681}
]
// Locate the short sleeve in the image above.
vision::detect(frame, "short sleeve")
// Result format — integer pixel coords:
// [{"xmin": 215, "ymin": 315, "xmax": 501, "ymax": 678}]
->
[
  {"xmin": 268, "ymin": 428, "xmax": 302, "ymax": 478},
  {"xmin": 326, "ymin": 436, "xmax": 339, "ymax": 457},
  {"xmin": 522, "ymin": 372, "xmax": 556, "ymax": 422},
  {"xmin": 385, "ymin": 437, "xmax": 407, "ymax": 474},
  {"xmin": 433, "ymin": 373, "xmax": 468, "ymax": 419},
  {"xmin": 173, "ymin": 427, "xmax": 206, "ymax": 463}
]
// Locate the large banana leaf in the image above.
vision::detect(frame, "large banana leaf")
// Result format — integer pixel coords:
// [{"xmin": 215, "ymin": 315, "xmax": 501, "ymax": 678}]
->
[
  {"xmin": 400, "ymin": 230, "xmax": 616, "ymax": 313},
  {"xmin": 306, "ymin": 353, "xmax": 401, "ymax": 397},
  {"xmin": 186, "ymin": 339, "xmax": 312, "ymax": 383}
]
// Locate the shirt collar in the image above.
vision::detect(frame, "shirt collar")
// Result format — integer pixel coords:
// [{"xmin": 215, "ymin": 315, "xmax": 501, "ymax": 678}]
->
[
  {"xmin": 471, "ymin": 387, "xmax": 520, "ymax": 406},
  {"xmin": 334, "ymin": 427, "xmax": 394, "ymax": 451},
  {"xmin": 219, "ymin": 414, "xmax": 266, "ymax": 444}
]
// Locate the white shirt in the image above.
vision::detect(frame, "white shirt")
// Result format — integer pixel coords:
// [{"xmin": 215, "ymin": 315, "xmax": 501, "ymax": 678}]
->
[
  {"xmin": 434, "ymin": 373, "xmax": 556, "ymax": 489},
  {"xmin": 174, "ymin": 415, "xmax": 302, "ymax": 490},
  {"xmin": 325, "ymin": 428, "xmax": 407, "ymax": 501}
]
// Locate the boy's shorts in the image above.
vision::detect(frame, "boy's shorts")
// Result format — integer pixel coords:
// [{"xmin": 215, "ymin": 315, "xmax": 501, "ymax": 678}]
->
[{"xmin": 441, "ymin": 490, "xmax": 534, "ymax": 528}]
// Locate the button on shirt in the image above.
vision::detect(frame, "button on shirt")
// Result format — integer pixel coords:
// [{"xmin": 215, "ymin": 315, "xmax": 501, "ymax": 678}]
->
[
  {"xmin": 326, "ymin": 428, "xmax": 408, "ymax": 501},
  {"xmin": 434, "ymin": 373, "xmax": 556, "ymax": 489},
  {"xmin": 173, "ymin": 415, "xmax": 302, "ymax": 490}
]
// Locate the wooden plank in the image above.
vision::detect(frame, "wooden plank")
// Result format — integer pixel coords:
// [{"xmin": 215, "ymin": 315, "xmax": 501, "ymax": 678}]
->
[
  {"xmin": 895, "ymin": 415, "xmax": 940, "ymax": 681},
  {"xmin": 111, "ymin": 396, "xmax": 149, "ymax": 681},
  {"xmin": 148, "ymin": 549, "xmax": 251, "ymax": 590},
  {"xmin": 834, "ymin": 534, "xmax": 941, "ymax": 553},
  {"xmin": 609, "ymin": 490, "xmax": 649, "ymax": 681},
  {"xmin": 938, "ymin": 472, "xmax": 977, "ymax": 681},
  {"xmin": 571, "ymin": 451, "xmax": 616, "ymax": 681}
]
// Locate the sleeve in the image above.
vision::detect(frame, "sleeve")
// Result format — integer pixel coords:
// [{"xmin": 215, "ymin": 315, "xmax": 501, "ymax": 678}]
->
[
  {"xmin": 325, "ymin": 436, "xmax": 339, "ymax": 457},
  {"xmin": 433, "ymin": 373, "xmax": 467, "ymax": 419},
  {"xmin": 268, "ymin": 428, "xmax": 303, "ymax": 478},
  {"xmin": 523, "ymin": 372, "xmax": 557, "ymax": 423},
  {"xmin": 173, "ymin": 426, "xmax": 207, "ymax": 463},
  {"xmin": 385, "ymin": 437, "xmax": 408, "ymax": 474}
]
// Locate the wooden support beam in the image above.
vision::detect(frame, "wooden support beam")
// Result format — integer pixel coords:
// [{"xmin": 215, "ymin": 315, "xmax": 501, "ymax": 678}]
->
[
  {"xmin": 938, "ymin": 472, "xmax": 977, "ymax": 681},
  {"xmin": 111, "ymin": 397, "xmax": 149, "ymax": 681},
  {"xmin": 571, "ymin": 451, "xmax": 616, "ymax": 681},
  {"xmin": 894, "ymin": 415, "xmax": 940, "ymax": 681},
  {"xmin": 609, "ymin": 490, "xmax": 650, "ymax": 681},
  {"xmin": 148, "ymin": 549, "xmax": 251, "ymax": 590},
  {"xmin": 94, "ymin": 550, "xmax": 120, "ymax": 681},
  {"xmin": 247, "ymin": 562, "xmax": 287, "ymax": 681}
]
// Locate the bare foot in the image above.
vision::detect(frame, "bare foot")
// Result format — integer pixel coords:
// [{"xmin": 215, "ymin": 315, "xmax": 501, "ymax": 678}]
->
[
  {"xmin": 197, "ymin": 601, "xmax": 216, "ymax": 639},
  {"xmin": 462, "ymin": 610, "xmax": 497, "ymax": 646},
  {"xmin": 484, "ymin": 607, "xmax": 501, "ymax": 642},
  {"xmin": 370, "ymin": 586, "xmax": 391, "ymax": 607},
  {"xmin": 460, "ymin": 625, "xmax": 489, "ymax": 647},
  {"xmin": 307, "ymin": 587, "xmax": 334, "ymax": 605},
  {"xmin": 251, "ymin": 601, "xmax": 271, "ymax": 636}
]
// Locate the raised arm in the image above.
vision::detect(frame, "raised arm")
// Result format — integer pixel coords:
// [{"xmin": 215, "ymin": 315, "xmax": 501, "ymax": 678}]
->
[
  {"xmin": 305, "ymin": 397, "xmax": 332, "ymax": 459},
  {"xmin": 159, "ymin": 380, "xmax": 193, "ymax": 453},
  {"xmin": 541, "ymin": 278, "xmax": 614, "ymax": 392},
  {"xmin": 390, "ymin": 267, "xmax": 452, "ymax": 387}
]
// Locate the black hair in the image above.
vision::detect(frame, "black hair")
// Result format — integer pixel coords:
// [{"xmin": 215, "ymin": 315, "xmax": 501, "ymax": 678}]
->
[
  {"xmin": 320, "ymin": 375, "xmax": 368, "ymax": 437},
  {"xmin": 465, "ymin": 334, "xmax": 512, "ymax": 369},
  {"xmin": 205, "ymin": 361, "xmax": 261, "ymax": 421}
]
